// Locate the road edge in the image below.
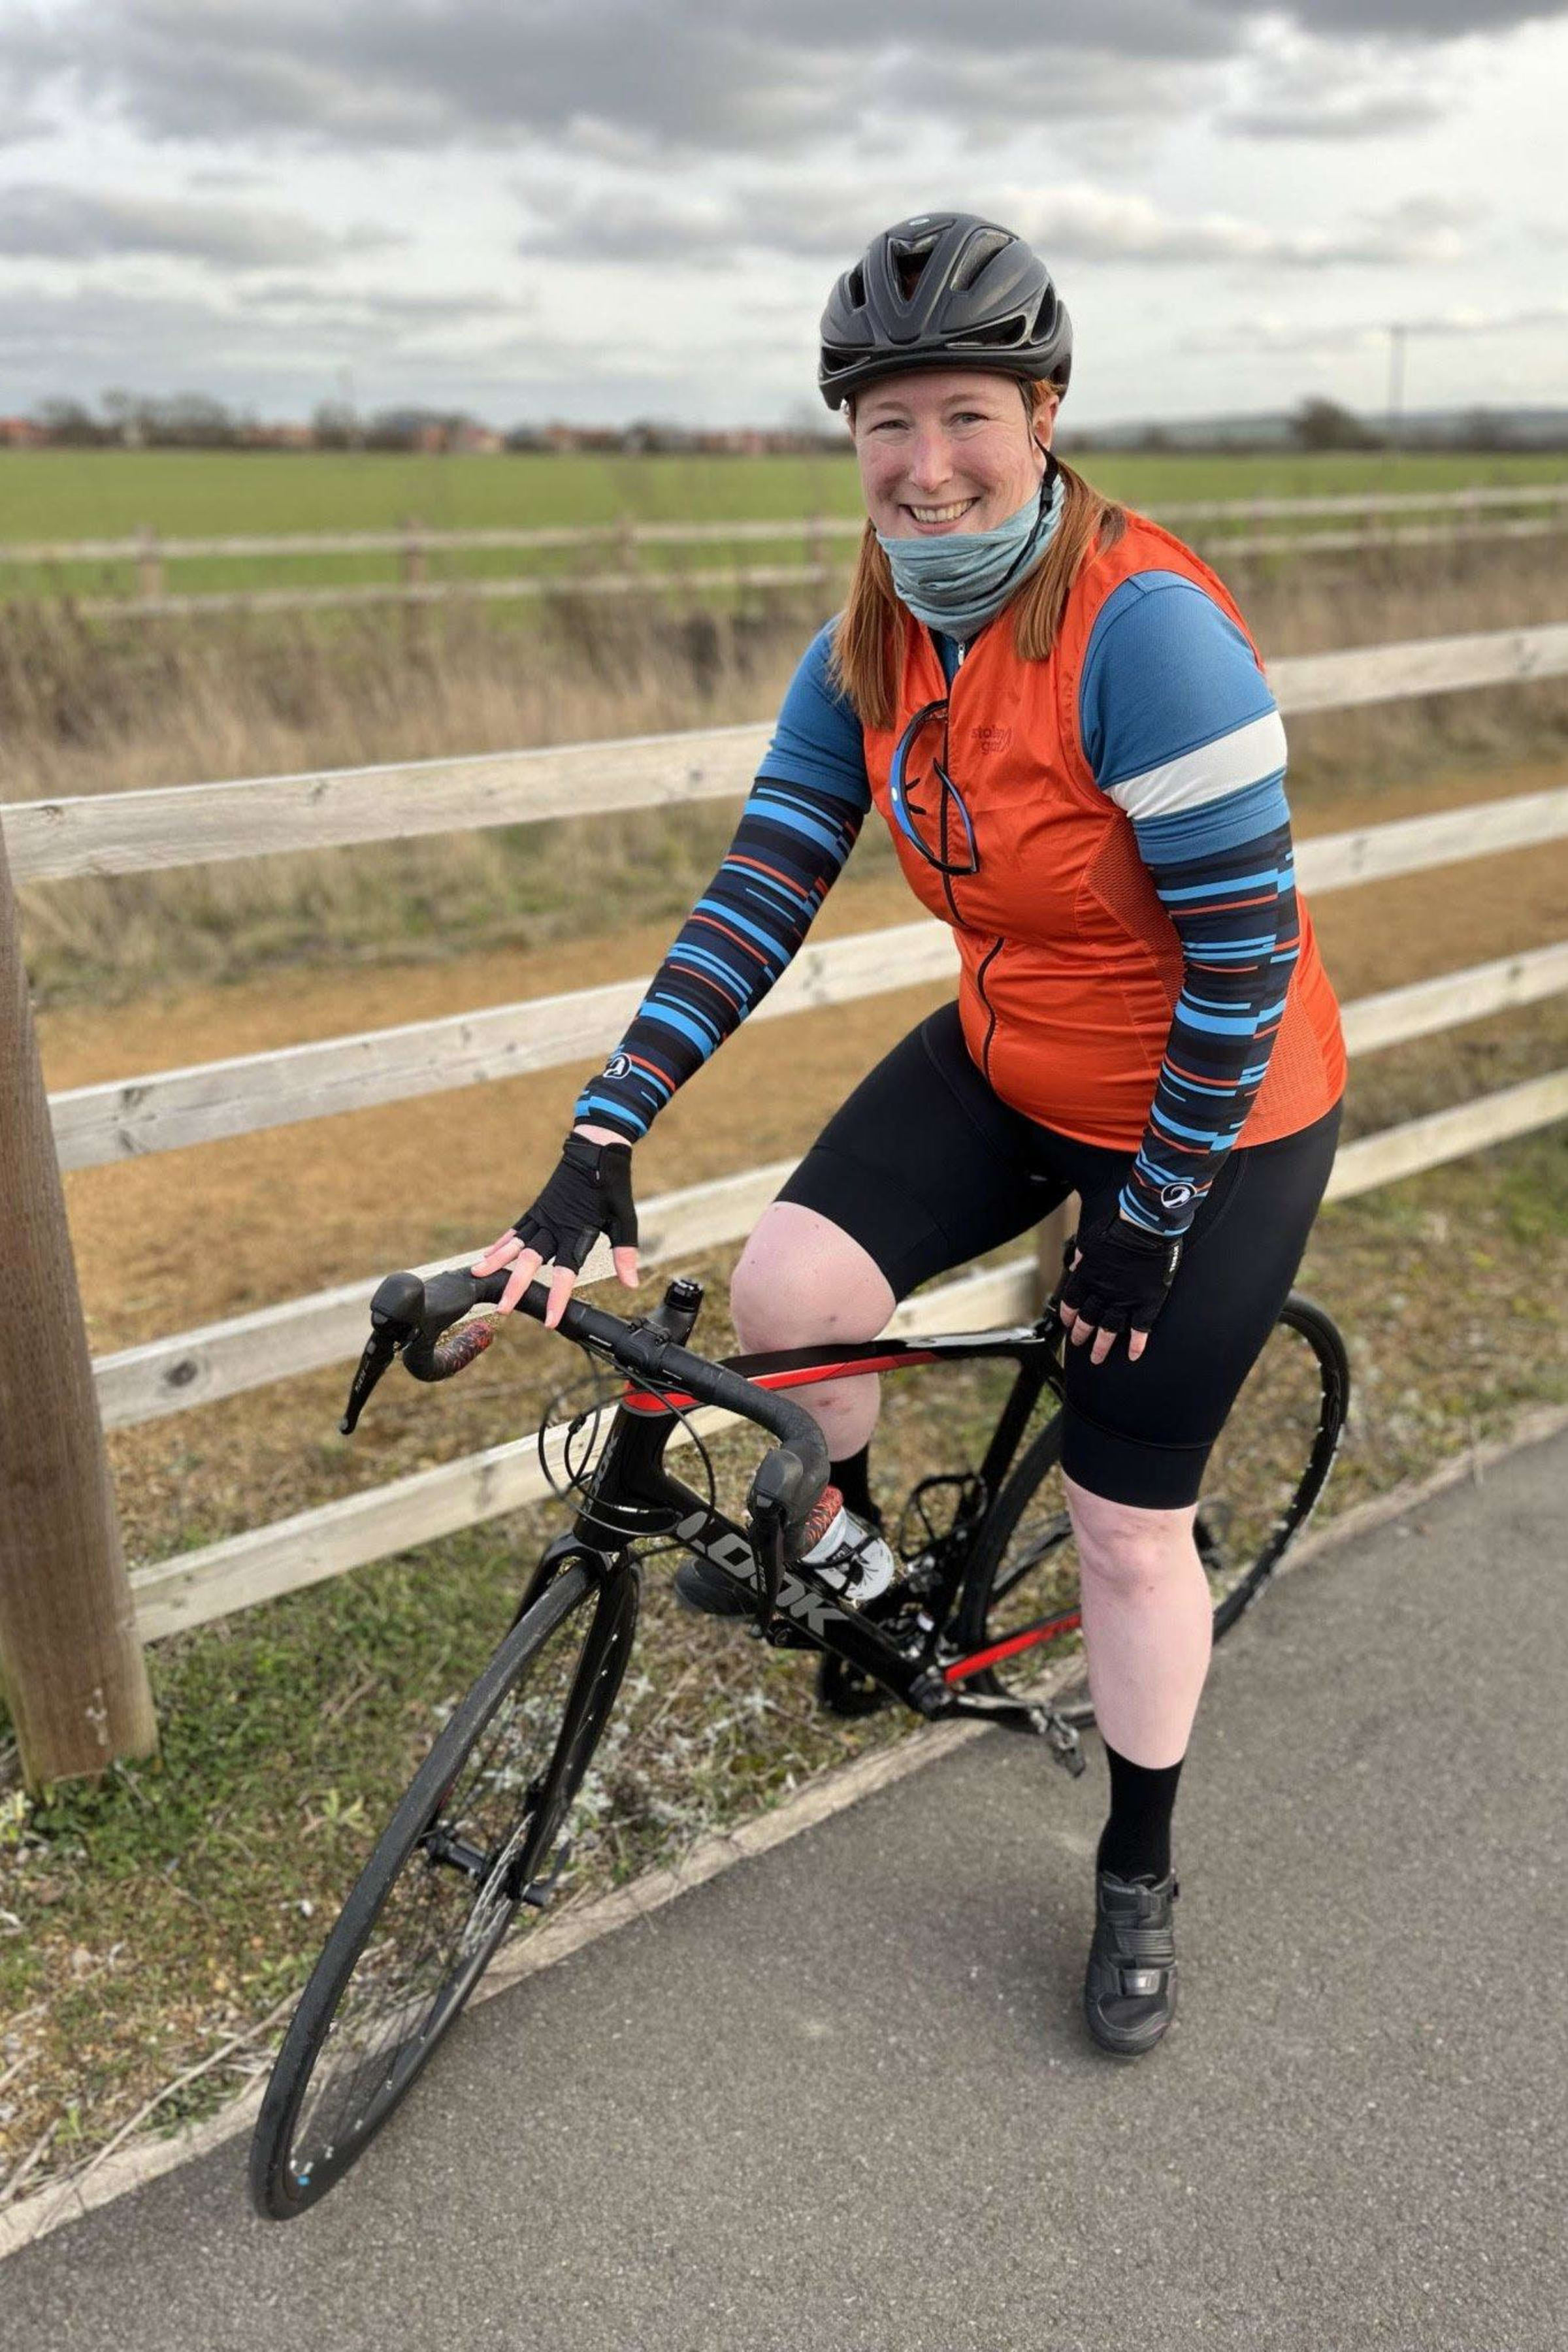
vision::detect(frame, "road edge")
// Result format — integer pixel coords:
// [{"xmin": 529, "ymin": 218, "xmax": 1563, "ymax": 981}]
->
[{"xmin": 5, "ymin": 1398, "xmax": 1565, "ymax": 2263}]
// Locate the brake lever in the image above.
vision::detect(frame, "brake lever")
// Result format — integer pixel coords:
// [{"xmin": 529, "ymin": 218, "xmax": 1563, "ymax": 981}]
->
[
  {"xmin": 749, "ymin": 1504, "xmax": 787, "ymax": 1634},
  {"xmin": 339, "ymin": 1267, "xmax": 498, "ymax": 1434},
  {"xmin": 340, "ymin": 1327, "xmax": 399, "ymax": 1435}
]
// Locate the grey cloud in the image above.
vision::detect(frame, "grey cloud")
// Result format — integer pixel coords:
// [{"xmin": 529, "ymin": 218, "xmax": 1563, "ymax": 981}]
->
[
  {"xmin": 0, "ymin": 278, "xmax": 693, "ymax": 415},
  {"xmin": 244, "ymin": 277, "xmax": 514, "ymax": 327},
  {"xmin": 516, "ymin": 169, "xmax": 1478, "ymax": 271},
  {"xmin": 1183, "ymin": 297, "xmax": 1568, "ymax": 355},
  {"xmin": 1210, "ymin": 0, "xmax": 1567, "ymax": 33},
  {"xmin": 1216, "ymin": 26, "xmax": 1458, "ymax": 140},
  {"xmin": 7, "ymin": 0, "xmax": 1536, "ymax": 160},
  {"xmin": 1223, "ymin": 91, "xmax": 1447, "ymax": 137},
  {"xmin": 0, "ymin": 183, "xmax": 399, "ymax": 266}
]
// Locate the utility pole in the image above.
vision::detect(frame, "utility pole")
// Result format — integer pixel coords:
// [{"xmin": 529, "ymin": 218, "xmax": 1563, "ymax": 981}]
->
[{"xmin": 0, "ymin": 821, "xmax": 157, "ymax": 1790}]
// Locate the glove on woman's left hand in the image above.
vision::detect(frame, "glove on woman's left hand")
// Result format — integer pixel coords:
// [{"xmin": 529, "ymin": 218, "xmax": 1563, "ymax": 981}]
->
[{"xmin": 1058, "ymin": 1207, "xmax": 1183, "ymax": 1367}]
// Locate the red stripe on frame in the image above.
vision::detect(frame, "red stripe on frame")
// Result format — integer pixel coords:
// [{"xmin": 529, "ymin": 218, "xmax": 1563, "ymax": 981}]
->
[
  {"xmin": 944, "ymin": 1610, "xmax": 1081, "ymax": 1682},
  {"xmin": 619, "ymin": 1349, "xmax": 942, "ymax": 1416}
]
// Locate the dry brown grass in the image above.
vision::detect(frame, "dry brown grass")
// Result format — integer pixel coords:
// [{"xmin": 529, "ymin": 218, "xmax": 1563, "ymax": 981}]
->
[{"xmin": 7, "ymin": 534, "xmax": 1568, "ymax": 1010}]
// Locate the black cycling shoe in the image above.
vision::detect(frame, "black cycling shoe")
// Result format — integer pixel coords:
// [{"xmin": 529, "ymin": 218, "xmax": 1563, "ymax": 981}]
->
[
  {"xmin": 673, "ymin": 1490, "xmax": 894, "ymax": 1619},
  {"xmin": 1083, "ymin": 1867, "xmax": 1179, "ymax": 2057}
]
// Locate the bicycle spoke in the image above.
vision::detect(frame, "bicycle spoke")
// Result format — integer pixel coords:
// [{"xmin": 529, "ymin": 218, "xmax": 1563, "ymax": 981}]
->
[{"xmin": 282, "ymin": 1596, "xmax": 598, "ymax": 2189}]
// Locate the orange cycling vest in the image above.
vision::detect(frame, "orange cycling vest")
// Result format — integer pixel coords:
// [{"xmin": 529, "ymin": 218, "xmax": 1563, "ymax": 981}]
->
[{"xmin": 860, "ymin": 512, "xmax": 1346, "ymax": 1152}]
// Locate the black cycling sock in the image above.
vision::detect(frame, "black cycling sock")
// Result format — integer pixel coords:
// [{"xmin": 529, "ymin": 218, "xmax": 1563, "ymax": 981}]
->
[
  {"xmin": 829, "ymin": 1444, "xmax": 879, "ymax": 1527},
  {"xmin": 1096, "ymin": 1741, "xmax": 1184, "ymax": 1884}
]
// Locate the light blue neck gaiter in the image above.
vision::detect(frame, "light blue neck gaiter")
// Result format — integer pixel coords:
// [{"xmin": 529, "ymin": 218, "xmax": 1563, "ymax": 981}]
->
[{"xmin": 876, "ymin": 465, "xmax": 1066, "ymax": 642}]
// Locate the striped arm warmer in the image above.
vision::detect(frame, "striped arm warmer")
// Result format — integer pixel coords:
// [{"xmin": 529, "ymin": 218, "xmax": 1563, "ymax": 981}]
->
[
  {"xmin": 570, "ymin": 774, "xmax": 864, "ymax": 1141},
  {"xmin": 1083, "ymin": 572, "xmax": 1303, "ymax": 1239}
]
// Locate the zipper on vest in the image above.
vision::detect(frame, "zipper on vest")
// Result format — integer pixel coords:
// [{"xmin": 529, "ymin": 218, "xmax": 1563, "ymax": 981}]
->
[
  {"xmin": 935, "ymin": 776, "xmax": 964, "ymax": 926},
  {"xmin": 975, "ymin": 937, "xmax": 1004, "ymax": 1081}
]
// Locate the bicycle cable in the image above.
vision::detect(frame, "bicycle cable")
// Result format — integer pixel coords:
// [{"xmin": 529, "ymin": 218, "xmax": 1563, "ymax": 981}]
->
[{"xmin": 534, "ymin": 1340, "xmax": 720, "ymax": 1552}]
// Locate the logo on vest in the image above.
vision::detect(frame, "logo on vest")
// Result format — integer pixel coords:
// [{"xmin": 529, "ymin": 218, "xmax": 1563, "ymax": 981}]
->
[
  {"xmin": 1159, "ymin": 1181, "xmax": 1197, "ymax": 1211},
  {"xmin": 604, "ymin": 1052, "xmax": 632, "ymax": 1079},
  {"xmin": 970, "ymin": 724, "xmax": 1013, "ymax": 755}
]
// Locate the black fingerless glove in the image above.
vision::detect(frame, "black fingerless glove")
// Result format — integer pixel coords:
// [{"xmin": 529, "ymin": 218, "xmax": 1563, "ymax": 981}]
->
[
  {"xmin": 512, "ymin": 1134, "xmax": 638, "ymax": 1275},
  {"xmin": 1058, "ymin": 1207, "xmax": 1183, "ymax": 1341}
]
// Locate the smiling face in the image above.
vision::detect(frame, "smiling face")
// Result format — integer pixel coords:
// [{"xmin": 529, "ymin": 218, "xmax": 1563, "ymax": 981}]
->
[{"xmin": 851, "ymin": 368, "xmax": 1058, "ymax": 538}]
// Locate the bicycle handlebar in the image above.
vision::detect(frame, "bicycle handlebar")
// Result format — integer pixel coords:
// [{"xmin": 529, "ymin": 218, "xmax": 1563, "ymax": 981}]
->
[{"xmin": 338, "ymin": 1266, "xmax": 830, "ymax": 1543}]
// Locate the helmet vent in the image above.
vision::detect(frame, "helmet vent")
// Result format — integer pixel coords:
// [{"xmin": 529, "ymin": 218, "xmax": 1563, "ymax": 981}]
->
[
  {"xmin": 894, "ymin": 246, "xmax": 932, "ymax": 301},
  {"xmin": 847, "ymin": 265, "xmax": 866, "ymax": 309},
  {"xmin": 951, "ymin": 228, "xmax": 1010, "ymax": 293},
  {"xmin": 966, "ymin": 315, "xmax": 1028, "ymax": 347}
]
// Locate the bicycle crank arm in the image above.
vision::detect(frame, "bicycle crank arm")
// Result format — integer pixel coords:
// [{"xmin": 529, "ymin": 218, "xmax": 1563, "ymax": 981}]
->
[
  {"xmin": 914, "ymin": 1674, "xmax": 1086, "ymax": 1772},
  {"xmin": 520, "ymin": 1837, "xmax": 574, "ymax": 1910}
]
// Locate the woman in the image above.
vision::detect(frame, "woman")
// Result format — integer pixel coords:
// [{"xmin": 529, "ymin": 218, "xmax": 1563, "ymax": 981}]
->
[{"xmin": 473, "ymin": 214, "xmax": 1346, "ymax": 2058}]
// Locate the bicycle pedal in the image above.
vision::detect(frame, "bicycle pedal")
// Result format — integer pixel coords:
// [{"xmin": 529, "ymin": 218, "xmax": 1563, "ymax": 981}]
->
[
  {"xmin": 1032, "ymin": 1708, "xmax": 1087, "ymax": 1775},
  {"xmin": 521, "ymin": 1837, "xmax": 574, "ymax": 1909}
]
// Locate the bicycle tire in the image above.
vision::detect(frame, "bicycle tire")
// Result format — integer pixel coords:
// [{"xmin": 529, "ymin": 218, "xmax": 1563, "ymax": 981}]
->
[
  {"xmin": 249, "ymin": 1556, "xmax": 637, "ymax": 2221},
  {"xmin": 957, "ymin": 1293, "xmax": 1349, "ymax": 1725}
]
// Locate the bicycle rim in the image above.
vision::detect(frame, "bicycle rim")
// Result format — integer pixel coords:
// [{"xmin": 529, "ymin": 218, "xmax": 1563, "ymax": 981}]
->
[
  {"xmin": 959, "ymin": 1294, "xmax": 1349, "ymax": 1722},
  {"xmin": 250, "ymin": 1559, "xmax": 636, "ymax": 2220}
]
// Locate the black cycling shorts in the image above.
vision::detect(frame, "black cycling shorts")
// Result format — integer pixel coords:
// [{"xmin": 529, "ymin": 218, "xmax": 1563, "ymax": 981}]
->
[{"xmin": 775, "ymin": 1001, "xmax": 1342, "ymax": 1511}]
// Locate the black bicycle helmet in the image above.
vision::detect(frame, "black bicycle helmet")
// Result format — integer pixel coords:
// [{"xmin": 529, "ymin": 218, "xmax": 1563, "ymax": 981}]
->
[{"xmin": 819, "ymin": 213, "xmax": 1072, "ymax": 410}]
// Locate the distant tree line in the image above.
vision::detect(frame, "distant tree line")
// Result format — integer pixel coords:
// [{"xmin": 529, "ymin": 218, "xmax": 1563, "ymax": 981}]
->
[
  {"xmin": 1064, "ymin": 397, "xmax": 1568, "ymax": 457},
  {"xmin": 10, "ymin": 393, "xmax": 847, "ymax": 455},
  {"xmin": 10, "ymin": 391, "xmax": 1565, "ymax": 456}
]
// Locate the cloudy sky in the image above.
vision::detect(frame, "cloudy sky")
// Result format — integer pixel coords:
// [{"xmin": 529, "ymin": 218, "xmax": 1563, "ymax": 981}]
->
[{"xmin": 1, "ymin": 0, "xmax": 1565, "ymax": 429}]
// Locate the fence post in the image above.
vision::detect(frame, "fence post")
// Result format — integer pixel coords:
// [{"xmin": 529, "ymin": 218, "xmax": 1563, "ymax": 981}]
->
[
  {"xmin": 611, "ymin": 514, "xmax": 638, "ymax": 584},
  {"xmin": 806, "ymin": 512, "xmax": 826, "ymax": 581},
  {"xmin": 1032, "ymin": 1194, "xmax": 1079, "ymax": 1316},
  {"xmin": 135, "ymin": 525, "xmax": 163, "ymax": 600},
  {"xmin": 0, "ymin": 823, "xmax": 157, "ymax": 1791},
  {"xmin": 401, "ymin": 516, "xmax": 426, "ymax": 591}
]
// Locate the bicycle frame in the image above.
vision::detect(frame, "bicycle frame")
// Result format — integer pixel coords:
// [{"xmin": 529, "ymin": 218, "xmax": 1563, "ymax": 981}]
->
[{"xmin": 516, "ymin": 1307, "xmax": 1084, "ymax": 1761}]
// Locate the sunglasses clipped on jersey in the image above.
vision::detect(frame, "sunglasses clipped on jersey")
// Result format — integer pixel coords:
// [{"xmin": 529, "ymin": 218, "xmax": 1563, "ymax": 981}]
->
[{"xmin": 887, "ymin": 698, "xmax": 981, "ymax": 877}]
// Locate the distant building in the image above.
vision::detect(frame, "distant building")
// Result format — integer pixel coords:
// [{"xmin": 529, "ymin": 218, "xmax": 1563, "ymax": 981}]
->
[
  {"xmin": 0, "ymin": 416, "xmax": 44, "ymax": 446},
  {"xmin": 240, "ymin": 422, "xmax": 318, "ymax": 449}
]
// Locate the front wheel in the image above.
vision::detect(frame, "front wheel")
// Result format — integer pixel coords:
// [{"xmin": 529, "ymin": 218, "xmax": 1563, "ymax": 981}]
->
[
  {"xmin": 956, "ymin": 1293, "xmax": 1348, "ymax": 1723},
  {"xmin": 250, "ymin": 1556, "xmax": 637, "ymax": 2220}
]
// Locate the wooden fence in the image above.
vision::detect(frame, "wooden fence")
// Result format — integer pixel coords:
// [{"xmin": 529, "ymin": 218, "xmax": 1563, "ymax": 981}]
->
[
  {"xmin": 4, "ymin": 482, "xmax": 1567, "ymax": 622},
  {"xmin": 1, "ymin": 615, "xmax": 1566, "ymax": 1773}
]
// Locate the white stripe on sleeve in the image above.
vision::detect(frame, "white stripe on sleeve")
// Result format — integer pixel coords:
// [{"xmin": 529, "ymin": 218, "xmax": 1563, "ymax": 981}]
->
[{"xmin": 1106, "ymin": 708, "xmax": 1288, "ymax": 824}]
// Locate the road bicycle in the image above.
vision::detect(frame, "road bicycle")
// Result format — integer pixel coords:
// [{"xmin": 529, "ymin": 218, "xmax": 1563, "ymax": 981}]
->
[{"xmin": 250, "ymin": 1258, "xmax": 1348, "ymax": 2219}]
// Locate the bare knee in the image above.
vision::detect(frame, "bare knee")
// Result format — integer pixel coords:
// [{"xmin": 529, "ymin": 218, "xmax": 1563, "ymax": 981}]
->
[
  {"xmin": 1065, "ymin": 1477, "xmax": 1198, "ymax": 1597},
  {"xmin": 730, "ymin": 1202, "xmax": 894, "ymax": 1352}
]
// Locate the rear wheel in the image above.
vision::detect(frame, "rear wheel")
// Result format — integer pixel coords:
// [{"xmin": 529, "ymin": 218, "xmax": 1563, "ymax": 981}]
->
[
  {"xmin": 957, "ymin": 1294, "xmax": 1348, "ymax": 1723},
  {"xmin": 250, "ymin": 1556, "xmax": 636, "ymax": 2220}
]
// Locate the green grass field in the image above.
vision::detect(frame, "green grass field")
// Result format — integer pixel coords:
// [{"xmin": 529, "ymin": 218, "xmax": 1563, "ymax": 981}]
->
[{"xmin": 2, "ymin": 446, "xmax": 1565, "ymax": 601}]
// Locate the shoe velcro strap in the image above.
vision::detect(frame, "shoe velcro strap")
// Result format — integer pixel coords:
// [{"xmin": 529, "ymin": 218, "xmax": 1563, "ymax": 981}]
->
[{"xmin": 1113, "ymin": 1927, "xmax": 1175, "ymax": 1963}]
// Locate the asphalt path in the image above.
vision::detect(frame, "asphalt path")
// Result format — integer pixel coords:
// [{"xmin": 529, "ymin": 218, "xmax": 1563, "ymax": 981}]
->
[{"xmin": 7, "ymin": 1431, "xmax": 1565, "ymax": 2352}]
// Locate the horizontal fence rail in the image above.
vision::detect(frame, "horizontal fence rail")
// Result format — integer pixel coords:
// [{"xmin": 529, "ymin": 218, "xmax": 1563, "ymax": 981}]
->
[
  {"xmin": 123, "ymin": 1064, "xmax": 1568, "ymax": 1642},
  {"xmin": 5, "ymin": 482, "xmax": 1567, "ymax": 568},
  {"xmin": 67, "ymin": 563, "xmax": 836, "ymax": 623},
  {"xmin": 8, "ymin": 621, "xmax": 1568, "ymax": 888},
  {"xmin": 87, "ymin": 939, "xmax": 1568, "ymax": 1431},
  {"xmin": 51, "ymin": 519, "xmax": 1568, "ymax": 623},
  {"xmin": 42, "ymin": 811, "xmax": 1568, "ymax": 1170},
  {"xmin": 5, "ymin": 482, "xmax": 1567, "ymax": 622}
]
